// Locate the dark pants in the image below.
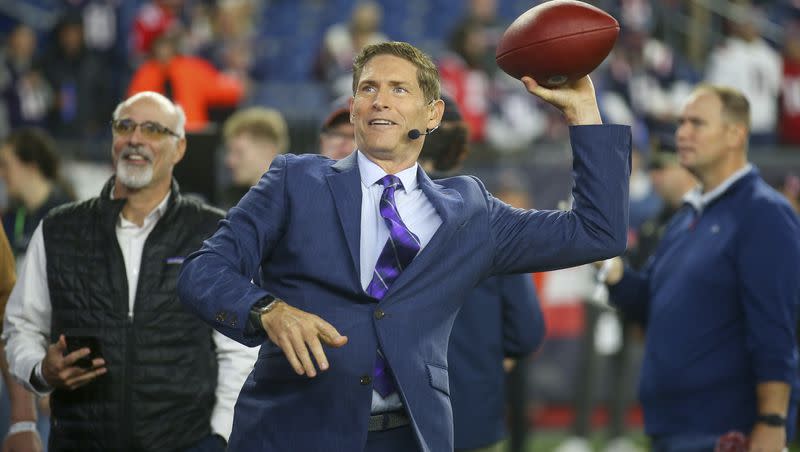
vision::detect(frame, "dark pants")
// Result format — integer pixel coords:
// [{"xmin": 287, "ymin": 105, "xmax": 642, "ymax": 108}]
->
[
  {"xmin": 650, "ymin": 434, "xmax": 719, "ymax": 452},
  {"xmin": 365, "ymin": 425, "xmax": 419, "ymax": 452}
]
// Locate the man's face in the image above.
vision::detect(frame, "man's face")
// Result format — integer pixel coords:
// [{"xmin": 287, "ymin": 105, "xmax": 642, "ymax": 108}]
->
[
  {"xmin": 649, "ymin": 162, "xmax": 693, "ymax": 202},
  {"xmin": 675, "ymin": 91, "xmax": 735, "ymax": 178},
  {"xmin": 0, "ymin": 145, "xmax": 26, "ymax": 198},
  {"xmin": 351, "ymin": 54, "xmax": 442, "ymax": 167},
  {"xmin": 320, "ymin": 122, "xmax": 355, "ymax": 160},
  {"xmin": 111, "ymin": 98, "xmax": 185, "ymax": 191},
  {"xmin": 225, "ymin": 133, "xmax": 276, "ymax": 187}
]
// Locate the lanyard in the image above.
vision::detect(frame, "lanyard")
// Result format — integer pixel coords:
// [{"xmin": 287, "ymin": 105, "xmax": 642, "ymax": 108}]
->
[{"xmin": 13, "ymin": 206, "xmax": 26, "ymax": 245}]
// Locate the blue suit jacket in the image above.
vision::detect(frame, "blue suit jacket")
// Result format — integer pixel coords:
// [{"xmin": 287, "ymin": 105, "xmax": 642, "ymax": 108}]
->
[
  {"xmin": 178, "ymin": 125, "xmax": 630, "ymax": 452},
  {"xmin": 449, "ymin": 273, "xmax": 544, "ymax": 450}
]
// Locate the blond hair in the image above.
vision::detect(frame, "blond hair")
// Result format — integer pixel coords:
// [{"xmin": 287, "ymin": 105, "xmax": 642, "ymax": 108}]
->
[
  {"xmin": 692, "ymin": 84, "xmax": 751, "ymax": 130},
  {"xmin": 223, "ymin": 107, "xmax": 290, "ymax": 153}
]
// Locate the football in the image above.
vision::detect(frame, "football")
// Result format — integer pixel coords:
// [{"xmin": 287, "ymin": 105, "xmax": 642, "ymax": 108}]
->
[{"xmin": 495, "ymin": 0, "xmax": 619, "ymax": 87}]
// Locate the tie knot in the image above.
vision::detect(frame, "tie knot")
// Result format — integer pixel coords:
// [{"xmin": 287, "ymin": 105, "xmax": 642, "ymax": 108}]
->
[{"xmin": 378, "ymin": 174, "xmax": 402, "ymax": 191}]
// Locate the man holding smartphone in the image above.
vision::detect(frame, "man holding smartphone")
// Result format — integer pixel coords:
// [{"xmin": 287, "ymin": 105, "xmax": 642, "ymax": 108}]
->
[{"xmin": 2, "ymin": 92, "xmax": 257, "ymax": 451}]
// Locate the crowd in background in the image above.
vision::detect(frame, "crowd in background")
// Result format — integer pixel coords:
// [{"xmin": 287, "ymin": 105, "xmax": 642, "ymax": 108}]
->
[
  {"xmin": 0, "ymin": 0, "xmax": 800, "ymax": 450},
  {"xmin": 2, "ymin": 0, "xmax": 800, "ymax": 153}
]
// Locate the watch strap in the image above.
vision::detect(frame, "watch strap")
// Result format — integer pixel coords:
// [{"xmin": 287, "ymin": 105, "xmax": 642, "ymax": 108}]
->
[
  {"xmin": 247, "ymin": 295, "xmax": 277, "ymax": 333},
  {"xmin": 755, "ymin": 413, "xmax": 786, "ymax": 427}
]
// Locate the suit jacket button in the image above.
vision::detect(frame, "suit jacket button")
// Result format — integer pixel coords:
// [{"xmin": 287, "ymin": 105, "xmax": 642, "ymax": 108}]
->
[
  {"xmin": 360, "ymin": 375, "xmax": 372, "ymax": 385},
  {"xmin": 374, "ymin": 309, "xmax": 385, "ymax": 320}
]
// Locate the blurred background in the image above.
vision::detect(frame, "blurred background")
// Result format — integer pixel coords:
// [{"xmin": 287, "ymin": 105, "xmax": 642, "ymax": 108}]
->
[{"xmin": 0, "ymin": 0, "xmax": 799, "ymax": 451}]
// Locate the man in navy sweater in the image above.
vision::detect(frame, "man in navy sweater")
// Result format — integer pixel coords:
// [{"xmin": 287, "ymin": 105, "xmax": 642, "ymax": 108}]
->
[{"xmin": 602, "ymin": 84, "xmax": 800, "ymax": 452}]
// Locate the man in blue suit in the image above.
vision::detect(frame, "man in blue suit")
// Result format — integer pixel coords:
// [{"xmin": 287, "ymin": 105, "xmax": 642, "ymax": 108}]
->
[{"xmin": 178, "ymin": 41, "xmax": 631, "ymax": 452}]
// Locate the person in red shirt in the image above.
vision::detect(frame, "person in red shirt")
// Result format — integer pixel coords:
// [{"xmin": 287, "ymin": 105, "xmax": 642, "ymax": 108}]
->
[
  {"xmin": 132, "ymin": 0, "xmax": 182, "ymax": 58},
  {"xmin": 780, "ymin": 23, "xmax": 800, "ymax": 146}
]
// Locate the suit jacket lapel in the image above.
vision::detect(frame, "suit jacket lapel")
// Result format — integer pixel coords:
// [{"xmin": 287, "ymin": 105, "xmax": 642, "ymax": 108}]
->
[
  {"xmin": 326, "ymin": 153, "xmax": 362, "ymax": 280},
  {"xmin": 382, "ymin": 168, "xmax": 466, "ymax": 301}
]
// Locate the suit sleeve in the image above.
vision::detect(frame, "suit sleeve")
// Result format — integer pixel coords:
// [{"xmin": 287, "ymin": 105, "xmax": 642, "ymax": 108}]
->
[
  {"xmin": 500, "ymin": 274, "xmax": 545, "ymax": 357},
  {"xmin": 178, "ymin": 155, "xmax": 290, "ymax": 346},
  {"xmin": 489, "ymin": 125, "xmax": 631, "ymax": 274}
]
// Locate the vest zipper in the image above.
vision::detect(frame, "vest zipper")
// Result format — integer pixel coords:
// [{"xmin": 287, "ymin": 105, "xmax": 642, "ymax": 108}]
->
[{"xmin": 122, "ymin": 311, "xmax": 134, "ymax": 451}]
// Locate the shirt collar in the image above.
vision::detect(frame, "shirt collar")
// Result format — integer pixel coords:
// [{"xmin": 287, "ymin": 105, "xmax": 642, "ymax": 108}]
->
[
  {"xmin": 683, "ymin": 163, "xmax": 753, "ymax": 212},
  {"xmin": 357, "ymin": 150, "xmax": 419, "ymax": 192},
  {"xmin": 114, "ymin": 191, "xmax": 171, "ymax": 228}
]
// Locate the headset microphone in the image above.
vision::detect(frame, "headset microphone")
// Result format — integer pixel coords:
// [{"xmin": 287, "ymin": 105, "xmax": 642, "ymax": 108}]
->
[{"xmin": 407, "ymin": 125, "xmax": 439, "ymax": 140}]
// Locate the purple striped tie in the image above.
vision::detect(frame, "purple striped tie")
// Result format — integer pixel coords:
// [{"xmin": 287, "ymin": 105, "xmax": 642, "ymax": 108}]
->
[{"xmin": 367, "ymin": 175, "xmax": 420, "ymax": 397}]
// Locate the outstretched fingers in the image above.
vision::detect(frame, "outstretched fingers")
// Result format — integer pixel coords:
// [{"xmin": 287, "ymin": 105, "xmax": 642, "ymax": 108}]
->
[{"xmin": 265, "ymin": 304, "xmax": 348, "ymax": 378}]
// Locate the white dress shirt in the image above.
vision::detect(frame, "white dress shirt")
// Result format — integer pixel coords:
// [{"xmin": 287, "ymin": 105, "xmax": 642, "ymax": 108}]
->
[
  {"xmin": 2, "ymin": 191, "xmax": 257, "ymax": 440},
  {"xmin": 357, "ymin": 151, "xmax": 442, "ymax": 412}
]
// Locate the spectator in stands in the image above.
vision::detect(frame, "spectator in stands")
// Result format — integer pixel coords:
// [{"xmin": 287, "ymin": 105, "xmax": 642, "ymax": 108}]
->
[
  {"xmin": 627, "ymin": 139, "xmax": 697, "ymax": 270},
  {"xmin": 128, "ymin": 31, "xmax": 245, "ymax": 131},
  {"xmin": 449, "ymin": 0, "xmax": 504, "ymax": 76},
  {"xmin": 319, "ymin": 100, "xmax": 355, "ymax": 160},
  {"xmin": 706, "ymin": 5, "xmax": 782, "ymax": 146},
  {"xmin": 38, "ymin": 13, "xmax": 114, "ymax": 140},
  {"xmin": 0, "ymin": 24, "xmax": 51, "ymax": 135},
  {"xmin": 316, "ymin": 1, "xmax": 388, "ymax": 98},
  {"xmin": 220, "ymin": 107, "xmax": 288, "ymax": 209},
  {"xmin": 627, "ymin": 144, "xmax": 663, "ymax": 234},
  {"xmin": 602, "ymin": 84, "xmax": 800, "ymax": 451},
  {"xmin": 439, "ymin": 19, "xmax": 492, "ymax": 142},
  {"xmin": 780, "ymin": 21, "xmax": 800, "ymax": 146},
  {"xmin": 0, "ymin": 128, "xmax": 73, "ymax": 258},
  {"xmin": 600, "ymin": 30, "xmax": 696, "ymax": 149},
  {"xmin": 132, "ymin": 0, "xmax": 184, "ymax": 62},
  {"xmin": 196, "ymin": 0, "xmax": 258, "ymax": 82},
  {"xmin": 780, "ymin": 173, "xmax": 800, "ymax": 214},
  {"xmin": 2, "ymin": 91, "xmax": 256, "ymax": 451}
]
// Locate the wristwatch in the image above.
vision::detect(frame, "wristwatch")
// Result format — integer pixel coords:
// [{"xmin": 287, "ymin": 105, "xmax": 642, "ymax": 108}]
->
[
  {"xmin": 755, "ymin": 413, "xmax": 786, "ymax": 427},
  {"xmin": 248, "ymin": 295, "xmax": 278, "ymax": 333}
]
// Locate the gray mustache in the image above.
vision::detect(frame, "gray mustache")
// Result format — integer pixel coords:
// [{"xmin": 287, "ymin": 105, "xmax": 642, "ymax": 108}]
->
[{"xmin": 120, "ymin": 146, "xmax": 154, "ymax": 163}]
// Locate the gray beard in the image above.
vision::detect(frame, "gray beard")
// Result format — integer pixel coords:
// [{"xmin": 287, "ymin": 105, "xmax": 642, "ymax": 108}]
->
[{"xmin": 116, "ymin": 161, "xmax": 154, "ymax": 189}]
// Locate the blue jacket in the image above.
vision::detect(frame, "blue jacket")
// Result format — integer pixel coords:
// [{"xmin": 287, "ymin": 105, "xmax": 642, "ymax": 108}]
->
[
  {"xmin": 449, "ymin": 274, "xmax": 544, "ymax": 450},
  {"xmin": 178, "ymin": 125, "xmax": 630, "ymax": 452},
  {"xmin": 610, "ymin": 169, "xmax": 800, "ymax": 438}
]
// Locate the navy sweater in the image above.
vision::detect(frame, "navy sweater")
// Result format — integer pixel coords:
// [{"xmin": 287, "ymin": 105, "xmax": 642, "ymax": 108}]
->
[{"xmin": 610, "ymin": 169, "xmax": 800, "ymax": 437}]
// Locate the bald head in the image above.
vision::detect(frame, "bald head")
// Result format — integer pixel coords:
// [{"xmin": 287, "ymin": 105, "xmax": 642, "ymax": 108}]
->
[{"xmin": 114, "ymin": 92, "xmax": 187, "ymax": 137}]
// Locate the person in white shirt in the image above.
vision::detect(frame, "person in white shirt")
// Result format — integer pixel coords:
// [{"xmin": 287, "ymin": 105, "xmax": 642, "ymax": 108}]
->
[
  {"xmin": 706, "ymin": 6, "xmax": 782, "ymax": 145},
  {"xmin": 2, "ymin": 91, "xmax": 257, "ymax": 451}
]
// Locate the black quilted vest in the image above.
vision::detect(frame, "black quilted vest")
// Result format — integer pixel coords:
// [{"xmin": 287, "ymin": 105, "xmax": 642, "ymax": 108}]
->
[{"xmin": 42, "ymin": 178, "xmax": 223, "ymax": 451}]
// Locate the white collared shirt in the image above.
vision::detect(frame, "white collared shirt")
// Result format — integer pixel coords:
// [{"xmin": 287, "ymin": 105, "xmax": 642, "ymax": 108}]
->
[
  {"xmin": 117, "ymin": 191, "xmax": 170, "ymax": 315},
  {"xmin": 684, "ymin": 163, "xmax": 753, "ymax": 213},
  {"xmin": 356, "ymin": 151, "xmax": 442, "ymax": 412},
  {"xmin": 2, "ymin": 191, "xmax": 257, "ymax": 440}
]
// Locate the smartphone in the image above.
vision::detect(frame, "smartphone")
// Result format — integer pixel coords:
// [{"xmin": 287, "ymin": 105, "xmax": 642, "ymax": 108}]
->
[{"xmin": 65, "ymin": 336, "xmax": 103, "ymax": 369}]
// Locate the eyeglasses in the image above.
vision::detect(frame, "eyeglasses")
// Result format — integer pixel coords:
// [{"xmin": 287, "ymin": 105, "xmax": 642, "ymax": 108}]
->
[{"xmin": 111, "ymin": 119, "xmax": 181, "ymax": 139}]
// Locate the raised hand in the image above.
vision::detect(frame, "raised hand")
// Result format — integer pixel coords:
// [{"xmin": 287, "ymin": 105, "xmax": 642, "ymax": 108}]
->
[{"xmin": 521, "ymin": 75, "xmax": 602, "ymax": 126}]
